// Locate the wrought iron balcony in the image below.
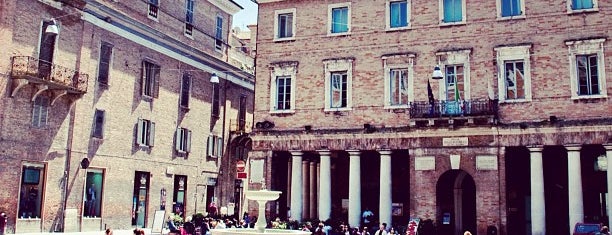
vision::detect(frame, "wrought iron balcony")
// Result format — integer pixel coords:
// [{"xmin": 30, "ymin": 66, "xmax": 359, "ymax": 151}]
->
[
  {"xmin": 10, "ymin": 56, "xmax": 88, "ymax": 93},
  {"xmin": 409, "ymin": 99, "xmax": 498, "ymax": 120},
  {"xmin": 230, "ymin": 119, "xmax": 252, "ymax": 134}
]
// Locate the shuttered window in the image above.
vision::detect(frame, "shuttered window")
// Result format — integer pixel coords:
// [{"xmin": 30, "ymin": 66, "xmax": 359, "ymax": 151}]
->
[
  {"xmin": 142, "ymin": 61, "xmax": 160, "ymax": 98},
  {"xmin": 207, "ymin": 135, "xmax": 223, "ymax": 157},
  {"xmin": 180, "ymin": 73, "xmax": 191, "ymax": 108},
  {"xmin": 175, "ymin": 128, "xmax": 192, "ymax": 153},
  {"xmin": 98, "ymin": 42, "xmax": 113, "ymax": 85},
  {"xmin": 92, "ymin": 109, "xmax": 105, "ymax": 138},
  {"xmin": 32, "ymin": 96, "xmax": 49, "ymax": 128},
  {"xmin": 136, "ymin": 119, "xmax": 155, "ymax": 147}
]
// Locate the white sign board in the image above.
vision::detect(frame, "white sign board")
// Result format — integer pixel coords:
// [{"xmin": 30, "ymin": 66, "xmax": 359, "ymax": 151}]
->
[
  {"xmin": 443, "ymin": 137, "xmax": 469, "ymax": 146},
  {"xmin": 152, "ymin": 210, "xmax": 166, "ymax": 234},
  {"xmin": 476, "ymin": 155, "xmax": 498, "ymax": 170},
  {"xmin": 341, "ymin": 199, "xmax": 349, "ymax": 212},
  {"xmin": 450, "ymin": 154, "xmax": 461, "ymax": 170},
  {"xmin": 227, "ymin": 203, "xmax": 235, "ymax": 216},
  {"xmin": 249, "ymin": 159, "xmax": 265, "ymax": 183},
  {"xmin": 415, "ymin": 157, "xmax": 435, "ymax": 171}
]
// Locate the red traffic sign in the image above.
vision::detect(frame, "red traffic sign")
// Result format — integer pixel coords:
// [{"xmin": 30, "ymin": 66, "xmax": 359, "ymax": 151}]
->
[
  {"xmin": 237, "ymin": 172, "xmax": 247, "ymax": 179},
  {"xmin": 236, "ymin": 160, "xmax": 246, "ymax": 172}
]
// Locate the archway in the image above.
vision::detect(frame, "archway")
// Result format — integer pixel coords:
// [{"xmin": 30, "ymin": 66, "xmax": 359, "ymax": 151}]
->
[{"xmin": 436, "ymin": 170, "xmax": 476, "ymax": 235}]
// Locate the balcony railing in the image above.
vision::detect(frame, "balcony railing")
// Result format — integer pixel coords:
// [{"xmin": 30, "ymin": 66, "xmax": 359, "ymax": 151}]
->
[
  {"xmin": 10, "ymin": 56, "xmax": 88, "ymax": 93},
  {"xmin": 230, "ymin": 119, "xmax": 252, "ymax": 133},
  {"xmin": 409, "ymin": 99, "xmax": 498, "ymax": 119}
]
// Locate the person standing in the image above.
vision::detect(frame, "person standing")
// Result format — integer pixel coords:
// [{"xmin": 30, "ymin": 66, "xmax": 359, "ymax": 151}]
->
[
  {"xmin": 361, "ymin": 226, "xmax": 371, "ymax": 235},
  {"xmin": 87, "ymin": 183, "xmax": 96, "ymax": 217},
  {"xmin": 374, "ymin": 223, "xmax": 387, "ymax": 235},
  {"xmin": 361, "ymin": 208, "xmax": 374, "ymax": 228},
  {"xmin": 208, "ymin": 201, "xmax": 218, "ymax": 218},
  {"xmin": 601, "ymin": 226, "xmax": 610, "ymax": 235}
]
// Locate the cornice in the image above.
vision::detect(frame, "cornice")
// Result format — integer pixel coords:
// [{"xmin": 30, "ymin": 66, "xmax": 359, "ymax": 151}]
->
[
  {"xmin": 256, "ymin": 0, "xmax": 286, "ymax": 3},
  {"xmin": 209, "ymin": 0, "xmax": 243, "ymax": 15},
  {"xmin": 83, "ymin": 1, "xmax": 254, "ymax": 89}
]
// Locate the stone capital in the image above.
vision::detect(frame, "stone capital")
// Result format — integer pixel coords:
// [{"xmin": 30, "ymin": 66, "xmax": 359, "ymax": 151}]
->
[
  {"xmin": 290, "ymin": 150, "xmax": 304, "ymax": 157},
  {"xmin": 565, "ymin": 145, "xmax": 582, "ymax": 152},
  {"xmin": 378, "ymin": 149, "xmax": 392, "ymax": 156},
  {"xmin": 527, "ymin": 146, "xmax": 543, "ymax": 152},
  {"xmin": 347, "ymin": 150, "xmax": 361, "ymax": 156}
]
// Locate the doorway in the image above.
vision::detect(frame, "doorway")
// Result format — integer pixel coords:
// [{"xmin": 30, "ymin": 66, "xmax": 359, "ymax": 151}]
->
[{"xmin": 436, "ymin": 170, "xmax": 476, "ymax": 235}]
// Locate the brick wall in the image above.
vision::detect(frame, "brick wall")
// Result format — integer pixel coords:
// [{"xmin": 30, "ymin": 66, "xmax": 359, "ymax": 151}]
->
[
  {"xmin": 252, "ymin": 0, "xmax": 611, "ymax": 234},
  {"xmin": 0, "ymin": 0, "xmax": 253, "ymax": 233},
  {"xmin": 254, "ymin": 0, "xmax": 611, "ymax": 130}
]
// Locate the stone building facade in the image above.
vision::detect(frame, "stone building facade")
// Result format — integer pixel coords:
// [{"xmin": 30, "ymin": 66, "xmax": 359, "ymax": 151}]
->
[
  {"xmin": 251, "ymin": 0, "xmax": 611, "ymax": 235},
  {"xmin": 0, "ymin": 0, "xmax": 253, "ymax": 233}
]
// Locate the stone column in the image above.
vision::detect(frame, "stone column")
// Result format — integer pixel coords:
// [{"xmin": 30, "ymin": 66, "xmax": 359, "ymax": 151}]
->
[
  {"xmin": 567, "ymin": 145, "xmax": 584, "ymax": 235},
  {"xmin": 287, "ymin": 159, "xmax": 292, "ymax": 210},
  {"xmin": 317, "ymin": 162, "xmax": 320, "ymax": 215},
  {"xmin": 290, "ymin": 151, "xmax": 303, "ymax": 222},
  {"xmin": 310, "ymin": 161, "xmax": 317, "ymax": 219},
  {"xmin": 605, "ymin": 144, "xmax": 612, "ymax": 228},
  {"xmin": 318, "ymin": 150, "xmax": 332, "ymax": 221},
  {"xmin": 302, "ymin": 160, "xmax": 310, "ymax": 219},
  {"xmin": 379, "ymin": 150, "xmax": 392, "ymax": 227},
  {"xmin": 348, "ymin": 150, "xmax": 362, "ymax": 228},
  {"xmin": 528, "ymin": 146, "xmax": 545, "ymax": 235}
]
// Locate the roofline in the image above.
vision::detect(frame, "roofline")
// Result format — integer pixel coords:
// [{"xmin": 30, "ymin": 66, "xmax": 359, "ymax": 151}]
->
[
  {"xmin": 229, "ymin": 0, "xmax": 245, "ymax": 10},
  {"xmin": 84, "ymin": 1, "xmax": 254, "ymax": 89},
  {"xmin": 255, "ymin": 0, "xmax": 285, "ymax": 3}
]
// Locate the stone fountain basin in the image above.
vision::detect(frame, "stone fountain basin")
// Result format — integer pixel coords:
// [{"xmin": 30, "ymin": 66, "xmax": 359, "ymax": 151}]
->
[
  {"xmin": 212, "ymin": 229, "xmax": 311, "ymax": 235},
  {"xmin": 244, "ymin": 190, "xmax": 282, "ymax": 201}
]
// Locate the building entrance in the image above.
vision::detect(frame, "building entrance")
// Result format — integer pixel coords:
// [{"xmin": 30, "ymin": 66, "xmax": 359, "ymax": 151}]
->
[{"xmin": 436, "ymin": 170, "xmax": 476, "ymax": 235}]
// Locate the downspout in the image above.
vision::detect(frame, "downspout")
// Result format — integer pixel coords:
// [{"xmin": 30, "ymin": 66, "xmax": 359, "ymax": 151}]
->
[
  {"xmin": 59, "ymin": 16, "xmax": 86, "ymax": 232},
  {"xmin": 241, "ymin": 0, "xmax": 259, "ymax": 218},
  {"xmin": 220, "ymin": 74, "xmax": 229, "ymax": 208},
  {"xmin": 60, "ymin": 97, "xmax": 76, "ymax": 232}
]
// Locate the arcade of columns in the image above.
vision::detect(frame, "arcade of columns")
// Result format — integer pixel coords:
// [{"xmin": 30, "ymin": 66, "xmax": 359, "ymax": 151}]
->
[
  {"xmin": 288, "ymin": 150, "xmax": 394, "ymax": 228},
  {"xmin": 530, "ymin": 144, "xmax": 612, "ymax": 235},
  {"xmin": 280, "ymin": 144, "xmax": 612, "ymax": 234}
]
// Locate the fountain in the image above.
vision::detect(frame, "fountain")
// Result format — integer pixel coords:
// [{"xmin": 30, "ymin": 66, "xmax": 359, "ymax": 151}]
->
[{"xmin": 210, "ymin": 184, "xmax": 311, "ymax": 235}]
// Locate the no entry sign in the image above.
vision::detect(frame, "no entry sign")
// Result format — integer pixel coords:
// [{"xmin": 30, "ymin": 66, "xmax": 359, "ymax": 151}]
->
[{"xmin": 236, "ymin": 160, "xmax": 246, "ymax": 172}]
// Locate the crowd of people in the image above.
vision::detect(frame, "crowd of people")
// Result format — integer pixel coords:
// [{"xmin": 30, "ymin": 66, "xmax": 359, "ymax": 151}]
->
[{"xmin": 166, "ymin": 212, "xmax": 258, "ymax": 235}]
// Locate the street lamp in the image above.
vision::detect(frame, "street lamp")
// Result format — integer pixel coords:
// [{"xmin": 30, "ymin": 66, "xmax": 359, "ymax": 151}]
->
[
  {"xmin": 427, "ymin": 65, "xmax": 444, "ymax": 117},
  {"xmin": 431, "ymin": 65, "xmax": 444, "ymax": 80},
  {"xmin": 210, "ymin": 73, "xmax": 219, "ymax": 83},
  {"xmin": 45, "ymin": 20, "xmax": 59, "ymax": 35}
]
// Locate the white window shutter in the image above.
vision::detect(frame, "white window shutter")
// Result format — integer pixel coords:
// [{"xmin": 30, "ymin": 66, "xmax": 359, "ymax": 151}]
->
[
  {"xmin": 141, "ymin": 61, "xmax": 147, "ymax": 96},
  {"xmin": 153, "ymin": 65, "xmax": 160, "ymax": 98},
  {"xmin": 32, "ymin": 98, "xmax": 41, "ymax": 126},
  {"xmin": 207, "ymin": 136, "xmax": 214, "ymax": 156},
  {"xmin": 175, "ymin": 128, "xmax": 182, "ymax": 151},
  {"xmin": 40, "ymin": 98, "xmax": 48, "ymax": 126},
  {"xmin": 186, "ymin": 130, "xmax": 192, "ymax": 153},
  {"xmin": 137, "ymin": 119, "xmax": 144, "ymax": 146},
  {"xmin": 149, "ymin": 121, "xmax": 155, "ymax": 146},
  {"xmin": 217, "ymin": 137, "xmax": 223, "ymax": 157}
]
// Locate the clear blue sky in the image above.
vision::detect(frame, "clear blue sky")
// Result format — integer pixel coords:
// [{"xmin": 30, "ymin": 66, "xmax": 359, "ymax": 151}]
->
[{"xmin": 232, "ymin": 0, "xmax": 258, "ymax": 30}]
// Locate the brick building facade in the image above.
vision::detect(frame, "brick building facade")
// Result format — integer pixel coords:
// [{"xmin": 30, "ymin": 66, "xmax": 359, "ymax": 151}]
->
[
  {"xmin": 250, "ymin": 0, "xmax": 611, "ymax": 235},
  {"xmin": 0, "ymin": 0, "xmax": 253, "ymax": 233}
]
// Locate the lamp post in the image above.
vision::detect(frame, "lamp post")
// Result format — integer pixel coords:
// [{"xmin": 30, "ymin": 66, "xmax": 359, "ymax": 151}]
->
[
  {"xmin": 210, "ymin": 73, "xmax": 219, "ymax": 84},
  {"xmin": 432, "ymin": 65, "xmax": 444, "ymax": 80},
  {"xmin": 45, "ymin": 20, "xmax": 59, "ymax": 35},
  {"xmin": 427, "ymin": 65, "xmax": 444, "ymax": 116}
]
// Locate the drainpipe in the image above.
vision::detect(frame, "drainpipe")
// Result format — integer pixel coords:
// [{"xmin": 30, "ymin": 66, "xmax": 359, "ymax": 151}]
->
[
  {"xmin": 220, "ymin": 74, "xmax": 229, "ymax": 209},
  {"xmin": 59, "ymin": 17, "xmax": 85, "ymax": 232},
  {"xmin": 60, "ymin": 101, "xmax": 76, "ymax": 232}
]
